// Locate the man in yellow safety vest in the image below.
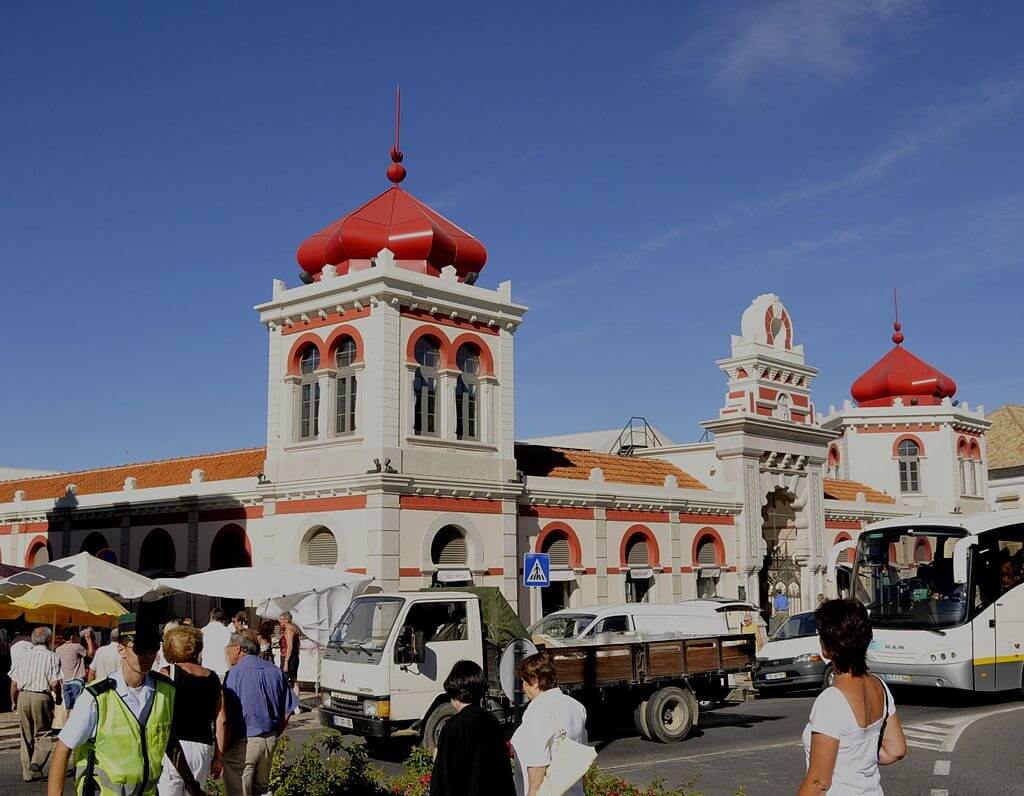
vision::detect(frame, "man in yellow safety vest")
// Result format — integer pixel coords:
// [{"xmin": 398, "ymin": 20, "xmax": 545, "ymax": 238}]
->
[{"xmin": 47, "ymin": 612, "xmax": 176, "ymax": 796}]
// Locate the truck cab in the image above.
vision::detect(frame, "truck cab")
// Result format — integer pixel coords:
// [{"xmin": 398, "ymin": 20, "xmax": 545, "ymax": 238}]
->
[{"xmin": 318, "ymin": 591, "xmax": 485, "ymax": 746}]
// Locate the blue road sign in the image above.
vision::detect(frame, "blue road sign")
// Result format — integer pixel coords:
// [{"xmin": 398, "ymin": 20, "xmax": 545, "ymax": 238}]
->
[{"xmin": 523, "ymin": 553, "xmax": 551, "ymax": 587}]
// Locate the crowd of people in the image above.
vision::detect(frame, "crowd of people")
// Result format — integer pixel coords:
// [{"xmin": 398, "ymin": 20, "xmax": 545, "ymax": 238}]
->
[{"xmin": 3, "ymin": 606, "xmax": 302, "ymax": 796}]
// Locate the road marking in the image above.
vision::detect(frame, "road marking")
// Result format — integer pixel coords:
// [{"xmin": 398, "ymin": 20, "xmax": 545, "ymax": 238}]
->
[
  {"xmin": 934, "ymin": 760, "xmax": 950, "ymax": 776},
  {"xmin": 930, "ymin": 790, "xmax": 949, "ymax": 796},
  {"xmin": 939, "ymin": 703, "xmax": 1024, "ymax": 753},
  {"xmin": 902, "ymin": 703, "xmax": 1024, "ymax": 753},
  {"xmin": 600, "ymin": 739, "xmax": 802, "ymax": 772}
]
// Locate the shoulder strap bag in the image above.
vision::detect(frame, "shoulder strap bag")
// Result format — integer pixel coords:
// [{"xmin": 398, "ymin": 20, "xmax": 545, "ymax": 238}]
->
[{"xmin": 874, "ymin": 674, "xmax": 890, "ymax": 761}]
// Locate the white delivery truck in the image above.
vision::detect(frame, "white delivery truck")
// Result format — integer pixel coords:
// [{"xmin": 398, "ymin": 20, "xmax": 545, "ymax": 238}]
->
[{"xmin": 318, "ymin": 587, "xmax": 755, "ymax": 748}]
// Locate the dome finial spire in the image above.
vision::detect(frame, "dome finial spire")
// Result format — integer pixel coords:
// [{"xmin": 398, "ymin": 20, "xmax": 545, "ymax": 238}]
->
[
  {"xmin": 387, "ymin": 85, "xmax": 406, "ymax": 184},
  {"xmin": 891, "ymin": 287, "xmax": 904, "ymax": 345}
]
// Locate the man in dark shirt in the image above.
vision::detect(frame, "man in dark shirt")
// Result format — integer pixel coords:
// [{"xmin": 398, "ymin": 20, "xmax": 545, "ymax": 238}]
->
[{"xmin": 430, "ymin": 660, "xmax": 514, "ymax": 796}]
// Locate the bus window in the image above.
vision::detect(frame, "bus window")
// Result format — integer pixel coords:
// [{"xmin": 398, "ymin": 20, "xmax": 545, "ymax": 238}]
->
[{"xmin": 976, "ymin": 525, "xmax": 1024, "ymax": 611}]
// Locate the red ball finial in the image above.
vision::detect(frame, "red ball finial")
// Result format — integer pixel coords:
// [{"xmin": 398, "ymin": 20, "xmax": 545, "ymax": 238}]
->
[{"xmin": 892, "ymin": 321, "xmax": 904, "ymax": 345}]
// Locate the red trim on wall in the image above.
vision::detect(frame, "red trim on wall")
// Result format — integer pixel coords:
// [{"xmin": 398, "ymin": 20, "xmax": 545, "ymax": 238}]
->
[
  {"xmin": 484, "ymin": 567, "xmax": 504, "ymax": 576},
  {"xmin": 727, "ymin": 391, "xmax": 745, "ymax": 399},
  {"xmin": 858, "ymin": 424, "xmax": 940, "ymax": 434},
  {"xmin": 792, "ymin": 394, "xmax": 809, "ymax": 408},
  {"xmin": 285, "ymin": 333, "xmax": 327, "ymax": 376},
  {"xmin": 678, "ymin": 514, "xmax": 735, "ymax": 525},
  {"xmin": 399, "ymin": 567, "xmax": 423, "ymax": 577},
  {"xmin": 892, "ymin": 433, "xmax": 926, "ymax": 457},
  {"xmin": 607, "ymin": 567, "xmax": 621, "ymax": 575},
  {"xmin": 324, "ymin": 325, "xmax": 366, "ymax": 364},
  {"xmin": 400, "ymin": 308, "xmax": 499, "ymax": 336},
  {"xmin": 758, "ymin": 387, "xmax": 777, "ymax": 401},
  {"xmin": 346, "ymin": 567, "xmax": 368, "ymax": 574},
  {"xmin": 25, "ymin": 535, "xmax": 50, "ymax": 568},
  {"xmin": 680, "ymin": 566, "xmax": 694, "ymax": 574},
  {"xmin": 691, "ymin": 528, "xmax": 726, "ymax": 566},
  {"xmin": 619, "ymin": 525, "xmax": 662, "ymax": 568},
  {"xmin": 825, "ymin": 520, "xmax": 860, "ymax": 530},
  {"xmin": 535, "ymin": 522, "xmax": 583, "ymax": 568},
  {"xmin": 607, "ymin": 510, "xmax": 669, "ymax": 523},
  {"xmin": 755, "ymin": 406, "xmax": 772, "ymax": 417},
  {"xmin": 280, "ymin": 305, "xmax": 371, "ymax": 336},
  {"xmin": 914, "ymin": 538, "xmax": 933, "ymax": 561},
  {"xmin": 582, "ymin": 567, "xmax": 597, "ymax": 575},
  {"xmin": 446, "ymin": 332, "xmax": 495, "ymax": 376},
  {"xmin": 276, "ymin": 495, "xmax": 368, "ymax": 514},
  {"xmin": 968, "ymin": 439, "xmax": 981, "ymax": 460},
  {"xmin": 519, "ymin": 505, "xmax": 594, "ymax": 520},
  {"xmin": 0, "ymin": 525, "xmax": 12, "ymax": 536},
  {"xmin": 399, "ymin": 496, "xmax": 503, "ymax": 514},
  {"xmin": 200, "ymin": 506, "xmax": 263, "ymax": 522},
  {"xmin": 22, "ymin": 522, "xmax": 49, "ymax": 534},
  {"xmin": 406, "ymin": 325, "xmax": 453, "ymax": 369}
]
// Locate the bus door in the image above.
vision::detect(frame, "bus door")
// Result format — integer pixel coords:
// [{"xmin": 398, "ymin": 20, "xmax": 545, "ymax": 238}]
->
[{"xmin": 973, "ymin": 599, "xmax": 998, "ymax": 691}]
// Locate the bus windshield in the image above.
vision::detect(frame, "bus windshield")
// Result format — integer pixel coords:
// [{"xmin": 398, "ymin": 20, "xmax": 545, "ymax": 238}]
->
[{"xmin": 853, "ymin": 527, "xmax": 970, "ymax": 629}]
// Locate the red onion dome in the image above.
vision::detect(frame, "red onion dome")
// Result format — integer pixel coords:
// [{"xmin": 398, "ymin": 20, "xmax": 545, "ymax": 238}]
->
[{"xmin": 851, "ymin": 322, "xmax": 957, "ymax": 407}]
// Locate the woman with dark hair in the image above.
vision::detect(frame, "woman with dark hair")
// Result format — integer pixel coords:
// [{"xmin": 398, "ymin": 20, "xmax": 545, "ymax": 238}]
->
[
  {"xmin": 511, "ymin": 651, "xmax": 587, "ymax": 796},
  {"xmin": 799, "ymin": 599, "xmax": 907, "ymax": 795},
  {"xmin": 429, "ymin": 660, "xmax": 514, "ymax": 796}
]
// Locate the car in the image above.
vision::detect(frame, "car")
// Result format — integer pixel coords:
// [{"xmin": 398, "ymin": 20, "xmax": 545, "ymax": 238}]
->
[
  {"xmin": 528, "ymin": 602, "xmax": 729, "ymax": 646},
  {"xmin": 753, "ymin": 611, "xmax": 833, "ymax": 693}
]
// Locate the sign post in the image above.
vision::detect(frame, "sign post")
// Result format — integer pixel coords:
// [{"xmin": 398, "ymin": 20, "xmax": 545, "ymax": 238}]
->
[{"xmin": 522, "ymin": 552, "xmax": 551, "ymax": 588}]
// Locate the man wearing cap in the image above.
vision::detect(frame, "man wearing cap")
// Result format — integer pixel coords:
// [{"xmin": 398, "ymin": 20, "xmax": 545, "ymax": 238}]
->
[{"xmin": 47, "ymin": 613, "xmax": 176, "ymax": 796}]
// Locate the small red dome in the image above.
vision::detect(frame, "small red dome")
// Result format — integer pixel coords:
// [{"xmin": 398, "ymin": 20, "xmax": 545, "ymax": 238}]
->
[
  {"xmin": 851, "ymin": 324, "xmax": 957, "ymax": 407},
  {"xmin": 296, "ymin": 175, "xmax": 487, "ymax": 282}
]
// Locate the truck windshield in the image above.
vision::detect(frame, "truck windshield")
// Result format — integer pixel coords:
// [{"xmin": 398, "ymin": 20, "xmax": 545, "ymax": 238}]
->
[
  {"xmin": 329, "ymin": 596, "xmax": 404, "ymax": 664},
  {"xmin": 853, "ymin": 527, "xmax": 969, "ymax": 630},
  {"xmin": 531, "ymin": 614, "xmax": 596, "ymax": 640}
]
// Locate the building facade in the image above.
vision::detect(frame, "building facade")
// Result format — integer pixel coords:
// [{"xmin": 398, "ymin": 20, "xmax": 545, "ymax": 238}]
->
[{"xmin": 0, "ymin": 142, "xmax": 998, "ymax": 625}]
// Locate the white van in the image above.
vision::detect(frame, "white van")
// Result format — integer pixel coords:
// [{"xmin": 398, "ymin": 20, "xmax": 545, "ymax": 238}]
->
[{"xmin": 528, "ymin": 601, "xmax": 730, "ymax": 645}]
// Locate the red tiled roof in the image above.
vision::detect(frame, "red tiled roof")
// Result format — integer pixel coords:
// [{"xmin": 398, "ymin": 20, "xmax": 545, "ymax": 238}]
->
[
  {"xmin": 515, "ymin": 444, "xmax": 706, "ymax": 489},
  {"xmin": 0, "ymin": 448, "xmax": 266, "ymax": 503},
  {"xmin": 823, "ymin": 478, "xmax": 896, "ymax": 505}
]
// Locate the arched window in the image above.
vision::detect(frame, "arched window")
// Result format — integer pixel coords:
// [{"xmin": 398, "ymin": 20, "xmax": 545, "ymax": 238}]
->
[
  {"xmin": 210, "ymin": 524, "xmax": 252, "ymax": 570},
  {"xmin": 695, "ymin": 534, "xmax": 721, "ymax": 598},
  {"xmin": 827, "ymin": 446, "xmax": 840, "ymax": 479},
  {"xmin": 542, "ymin": 532, "xmax": 571, "ymax": 569},
  {"xmin": 303, "ymin": 527, "xmax": 339, "ymax": 568},
  {"xmin": 455, "ymin": 344, "xmax": 480, "ymax": 441},
  {"xmin": 413, "ymin": 337, "xmax": 440, "ymax": 436},
  {"xmin": 624, "ymin": 533, "xmax": 653, "ymax": 604},
  {"xmin": 914, "ymin": 539, "xmax": 930, "ymax": 563},
  {"xmin": 969, "ymin": 441, "xmax": 981, "ymax": 497},
  {"xmin": 957, "ymin": 439, "xmax": 969, "ymax": 495},
  {"xmin": 897, "ymin": 439, "xmax": 921, "ymax": 493},
  {"xmin": 139, "ymin": 528, "xmax": 176, "ymax": 576},
  {"xmin": 431, "ymin": 526, "xmax": 467, "ymax": 566},
  {"xmin": 298, "ymin": 345, "xmax": 320, "ymax": 440},
  {"xmin": 334, "ymin": 338, "xmax": 358, "ymax": 435},
  {"xmin": 696, "ymin": 537, "xmax": 717, "ymax": 566}
]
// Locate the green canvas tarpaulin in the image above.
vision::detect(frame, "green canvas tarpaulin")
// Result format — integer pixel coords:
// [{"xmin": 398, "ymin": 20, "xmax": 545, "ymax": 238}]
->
[{"xmin": 421, "ymin": 586, "xmax": 528, "ymax": 647}]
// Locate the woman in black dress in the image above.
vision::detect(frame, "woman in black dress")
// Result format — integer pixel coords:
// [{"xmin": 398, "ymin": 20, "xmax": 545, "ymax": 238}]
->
[{"xmin": 430, "ymin": 660, "xmax": 515, "ymax": 796}]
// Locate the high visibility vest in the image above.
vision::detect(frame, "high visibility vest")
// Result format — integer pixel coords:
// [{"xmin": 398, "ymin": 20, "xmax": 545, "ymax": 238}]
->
[{"xmin": 73, "ymin": 674, "xmax": 176, "ymax": 796}]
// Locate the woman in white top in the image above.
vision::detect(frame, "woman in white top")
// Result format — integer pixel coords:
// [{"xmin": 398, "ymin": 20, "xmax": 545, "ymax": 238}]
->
[
  {"xmin": 510, "ymin": 651, "xmax": 588, "ymax": 796},
  {"xmin": 799, "ymin": 599, "xmax": 907, "ymax": 795}
]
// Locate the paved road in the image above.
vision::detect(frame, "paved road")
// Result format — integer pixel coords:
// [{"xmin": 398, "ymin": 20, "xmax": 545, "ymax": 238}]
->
[{"xmin": 1, "ymin": 690, "xmax": 1020, "ymax": 794}]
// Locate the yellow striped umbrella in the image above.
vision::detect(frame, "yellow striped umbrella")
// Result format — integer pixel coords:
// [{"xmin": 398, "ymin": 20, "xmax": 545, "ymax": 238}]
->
[{"xmin": 10, "ymin": 582, "xmax": 126, "ymax": 629}]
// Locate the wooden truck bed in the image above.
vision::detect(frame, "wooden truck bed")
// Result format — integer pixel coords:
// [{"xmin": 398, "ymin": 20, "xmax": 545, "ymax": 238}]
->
[{"xmin": 546, "ymin": 633, "xmax": 755, "ymax": 688}]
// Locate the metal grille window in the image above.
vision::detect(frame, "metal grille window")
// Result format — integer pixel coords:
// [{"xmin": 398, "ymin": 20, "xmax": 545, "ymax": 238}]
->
[
  {"xmin": 897, "ymin": 439, "xmax": 920, "ymax": 493},
  {"xmin": 305, "ymin": 528, "xmax": 339, "ymax": 567},
  {"xmin": 542, "ymin": 535, "xmax": 571, "ymax": 568},
  {"xmin": 696, "ymin": 537, "xmax": 718, "ymax": 566},
  {"xmin": 626, "ymin": 536, "xmax": 650, "ymax": 567},
  {"xmin": 431, "ymin": 526, "xmax": 467, "ymax": 566},
  {"xmin": 413, "ymin": 338, "xmax": 440, "ymax": 437},
  {"xmin": 298, "ymin": 345, "xmax": 320, "ymax": 440},
  {"xmin": 455, "ymin": 344, "xmax": 480, "ymax": 441},
  {"xmin": 335, "ymin": 339, "xmax": 358, "ymax": 435}
]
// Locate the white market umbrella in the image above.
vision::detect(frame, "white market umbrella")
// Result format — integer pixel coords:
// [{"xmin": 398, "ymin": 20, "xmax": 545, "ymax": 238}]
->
[{"xmin": 0, "ymin": 552, "xmax": 155, "ymax": 600}]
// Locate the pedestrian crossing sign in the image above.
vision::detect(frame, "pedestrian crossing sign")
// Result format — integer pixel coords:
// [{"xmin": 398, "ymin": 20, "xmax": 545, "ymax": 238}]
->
[{"xmin": 523, "ymin": 553, "xmax": 551, "ymax": 587}]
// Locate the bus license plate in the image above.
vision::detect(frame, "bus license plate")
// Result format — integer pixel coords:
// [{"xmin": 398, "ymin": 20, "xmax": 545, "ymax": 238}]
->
[
  {"xmin": 334, "ymin": 716, "xmax": 354, "ymax": 729},
  {"xmin": 882, "ymin": 673, "xmax": 912, "ymax": 683},
  {"xmin": 765, "ymin": 672, "xmax": 787, "ymax": 681}
]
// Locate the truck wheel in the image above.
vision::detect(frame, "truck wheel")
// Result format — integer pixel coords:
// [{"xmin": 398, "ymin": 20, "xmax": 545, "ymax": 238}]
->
[
  {"xmin": 644, "ymin": 687, "xmax": 695, "ymax": 743},
  {"xmin": 633, "ymin": 699, "xmax": 651, "ymax": 739},
  {"xmin": 684, "ymin": 688, "xmax": 700, "ymax": 728},
  {"xmin": 421, "ymin": 702, "xmax": 457, "ymax": 752}
]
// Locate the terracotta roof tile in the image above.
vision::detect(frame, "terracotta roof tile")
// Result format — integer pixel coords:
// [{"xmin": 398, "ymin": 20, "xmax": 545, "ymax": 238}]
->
[
  {"xmin": 988, "ymin": 404, "xmax": 1024, "ymax": 471},
  {"xmin": 0, "ymin": 448, "xmax": 266, "ymax": 503},
  {"xmin": 515, "ymin": 444, "xmax": 707, "ymax": 489},
  {"xmin": 823, "ymin": 478, "xmax": 896, "ymax": 505}
]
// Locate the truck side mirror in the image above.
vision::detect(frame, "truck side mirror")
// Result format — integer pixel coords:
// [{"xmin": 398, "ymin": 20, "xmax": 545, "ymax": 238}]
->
[
  {"xmin": 826, "ymin": 541, "xmax": 856, "ymax": 589},
  {"xmin": 953, "ymin": 537, "xmax": 975, "ymax": 584}
]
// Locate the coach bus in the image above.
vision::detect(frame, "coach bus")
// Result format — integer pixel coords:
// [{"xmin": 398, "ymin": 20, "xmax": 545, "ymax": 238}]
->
[{"xmin": 828, "ymin": 510, "xmax": 1024, "ymax": 693}]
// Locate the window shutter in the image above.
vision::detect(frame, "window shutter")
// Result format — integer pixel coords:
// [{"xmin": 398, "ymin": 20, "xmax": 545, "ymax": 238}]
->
[
  {"xmin": 696, "ymin": 538, "xmax": 717, "ymax": 566},
  {"xmin": 306, "ymin": 529, "xmax": 339, "ymax": 567},
  {"xmin": 914, "ymin": 541, "xmax": 929, "ymax": 563},
  {"xmin": 626, "ymin": 537, "xmax": 650, "ymax": 566},
  {"xmin": 544, "ymin": 536, "xmax": 571, "ymax": 568},
  {"xmin": 432, "ymin": 528, "xmax": 468, "ymax": 565}
]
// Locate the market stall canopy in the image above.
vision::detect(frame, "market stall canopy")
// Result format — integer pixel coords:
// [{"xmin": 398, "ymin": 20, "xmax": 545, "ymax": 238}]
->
[
  {"xmin": 7, "ymin": 582, "xmax": 126, "ymax": 628},
  {"xmin": 0, "ymin": 552, "xmax": 155, "ymax": 600}
]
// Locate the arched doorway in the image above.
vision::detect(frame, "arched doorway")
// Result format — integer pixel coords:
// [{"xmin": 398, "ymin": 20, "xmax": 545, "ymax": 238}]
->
[
  {"xmin": 301, "ymin": 527, "xmax": 339, "ymax": 568},
  {"xmin": 430, "ymin": 525, "xmax": 471, "ymax": 586},
  {"xmin": 139, "ymin": 529, "xmax": 177, "ymax": 577},
  {"xmin": 760, "ymin": 489, "xmax": 801, "ymax": 628},
  {"xmin": 623, "ymin": 531, "xmax": 656, "ymax": 604},
  {"xmin": 539, "ymin": 529, "xmax": 577, "ymax": 616},
  {"xmin": 81, "ymin": 532, "xmax": 110, "ymax": 557},
  {"xmin": 26, "ymin": 539, "xmax": 52, "ymax": 568},
  {"xmin": 210, "ymin": 524, "xmax": 252, "ymax": 616}
]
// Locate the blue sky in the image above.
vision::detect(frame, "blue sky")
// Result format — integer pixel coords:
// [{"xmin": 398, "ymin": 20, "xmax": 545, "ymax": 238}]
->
[{"xmin": 3, "ymin": 1, "xmax": 1023, "ymax": 471}]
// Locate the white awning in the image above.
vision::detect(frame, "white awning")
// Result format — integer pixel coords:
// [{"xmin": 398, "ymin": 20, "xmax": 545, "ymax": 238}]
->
[
  {"xmin": 435, "ymin": 568, "xmax": 472, "ymax": 583},
  {"xmin": 549, "ymin": 569, "xmax": 576, "ymax": 582}
]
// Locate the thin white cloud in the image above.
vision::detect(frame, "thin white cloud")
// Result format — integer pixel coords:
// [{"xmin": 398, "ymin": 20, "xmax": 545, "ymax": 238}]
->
[{"xmin": 672, "ymin": 0, "xmax": 930, "ymax": 92}]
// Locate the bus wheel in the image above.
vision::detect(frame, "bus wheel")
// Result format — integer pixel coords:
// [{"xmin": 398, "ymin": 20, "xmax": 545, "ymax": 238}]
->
[
  {"xmin": 644, "ymin": 687, "xmax": 695, "ymax": 743},
  {"xmin": 421, "ymin": 702, "xmax": 457, "ymax": 752},
  {"xmin": 633, "ymin": 699, "xmax": 651, "ymax": 739}
]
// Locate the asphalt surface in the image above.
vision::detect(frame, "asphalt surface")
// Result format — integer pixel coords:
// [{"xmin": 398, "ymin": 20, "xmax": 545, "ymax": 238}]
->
[{"xmin": 1, "ymin": 690, "xmax": 1021, "ymax": 794}]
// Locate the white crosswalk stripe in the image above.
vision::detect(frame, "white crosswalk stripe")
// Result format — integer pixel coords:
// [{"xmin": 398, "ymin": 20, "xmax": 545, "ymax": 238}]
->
[{"xmin": 901, "ymin": 721, "xmax": 955, "ymax": 751}]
